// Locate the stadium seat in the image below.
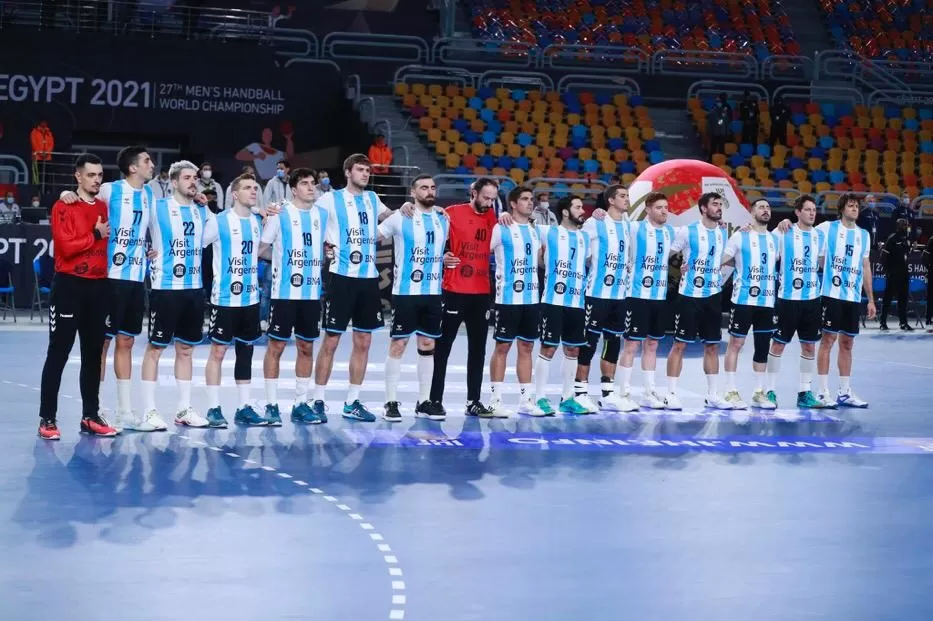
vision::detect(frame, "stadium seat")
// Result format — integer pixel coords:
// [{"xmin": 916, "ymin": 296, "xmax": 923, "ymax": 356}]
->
[{"xmin": 818, "ymin": 0, "xmax": 931, "ymax": 62}]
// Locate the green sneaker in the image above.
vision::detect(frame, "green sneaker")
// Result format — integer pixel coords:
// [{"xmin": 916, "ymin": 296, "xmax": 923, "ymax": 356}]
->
[
  {"xmin": 559, "ymin": 397, "xmax": 591, "ymax": 415},
  {"xmin": 796, "ymin": 390, "xmax": 827, "ymax": 409},
  {"xmin": 766, "ymin": 390, "xmax": 778, "ymax": 409},
  {"xmin": 536, "ymin": 397, "xmax": 556, "ymax": 416},
  {"xmin": 752, "ymin": 390, "xmax": 777, "ymax": 410}
]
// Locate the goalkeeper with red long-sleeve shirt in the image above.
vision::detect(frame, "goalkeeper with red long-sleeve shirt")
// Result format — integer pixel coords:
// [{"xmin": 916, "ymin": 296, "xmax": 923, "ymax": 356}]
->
[{"xmin": 38, "ymin": 154, "xmax": 119, "ymax": 440}]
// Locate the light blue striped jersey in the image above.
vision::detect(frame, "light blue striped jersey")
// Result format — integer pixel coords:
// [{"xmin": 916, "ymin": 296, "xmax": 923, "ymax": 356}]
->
[
  {"xmin": 627, "ymin": 220, "xmax": 676, "ymax": 301},
  {"xmin": 202, "ymin": 210, "xmax": 262, "ymax": 307},
  {"xmin": 318, "ymin": 188, "xmax": 389, "ymax": 279},
  {"xmin": 722, "ymin": 230, "xmax": 779, "ymax": 307},
  {"xmin": 672, "ymin": 222, "xmax": 729, "ymax": 298},
  {"xmin": 540, "ymin": 225, "xmax": 589, "ymax": 309},
  {"xmin": 261, "ymin": 202, "xmax": 328, "ymax": 301},
  {"xmin": 148, "ymin": 197, "xmax": 211, "ymax": 290},
  {"xmin": 378, "ymin": 209, "xmax": 449, "ymax": 296},
  {"xmin": 817, "ymin": 220, "xmax": 871, "ymax": 302},
  {"xmin": 491, "ymin": 222, "xmax": 541, "ymax": 305},
  {"xmin": 98, "ymin": 179, "xmax": 153, "ymax": 282},
  {"xmin": 774, "ymin": 225, "xmax": 825, "ymax": 301},
  {"xmin": 583, "ymin": 216, "xmax": 629, "ymax": 300}
]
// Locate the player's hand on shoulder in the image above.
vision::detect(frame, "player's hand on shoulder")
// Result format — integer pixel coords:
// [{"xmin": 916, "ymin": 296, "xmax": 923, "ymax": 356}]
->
[
  {"xmin": 498, "ymin": 211, "xmax": 514, "ymax": 226},
  {"xmin": 777, "ymin": 218, "xmax": 792, "ymax": 233},
  {"xmin": 264, "ymin": 202, "xmax": 283, "ymax": 217},
  {"xmin": 399, "ymin": 202, "xmax": 415, "ymax": 218},
  {"xmin": 60, "ymin": 191, "xmax": 79, "ymax": 204},
  {"xmin": 591, "ymin": 208, "xmax": 607, "ymax": 221},
  {"xmin": 195, "ymin": 192, "xmax": 208, "ymax": 205}
]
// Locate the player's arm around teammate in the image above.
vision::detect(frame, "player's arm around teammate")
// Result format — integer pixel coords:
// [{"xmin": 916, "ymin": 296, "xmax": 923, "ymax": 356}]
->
[{"xmin": 259, "ymin": 169, "xmax": 329, "ymax": 425}]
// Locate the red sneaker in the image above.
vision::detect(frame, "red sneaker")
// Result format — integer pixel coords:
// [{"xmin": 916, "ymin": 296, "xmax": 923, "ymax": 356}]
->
[
  {"xmin": 80, "ymin": 417, "xmax": 119, "ymax": 437},
  {"xmin": 38, "ymin": 420, "xmax": 61, "ymax": 441}
]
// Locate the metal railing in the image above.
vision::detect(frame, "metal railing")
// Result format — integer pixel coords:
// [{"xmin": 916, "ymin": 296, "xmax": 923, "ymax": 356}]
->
[
  {"xmin": 867, "ymin": 88, "xmax": 933, "ymax": 108},
  {"xmin": 0, "ymin": 155, "xmax": 29, "ymax": 185},
  {"xmin": 815, "ymin": 50, "xmax": 910, "ymax": 94},
  {"xmin": 687, "ymin": 80, "xmax": 769, "ymax": 104},
  {"xmin": 761, "ymin": 55, "xmax": 815, "ymax": 82},
  {"xmin": 814, "ymin": 191, "xmax": 902, "ymax": 215},
  {"xmin": 323, "ymin": 32, "xmax": 430, "ymax": 65},
  {"xmin": 432, "ymin": 38, "xmax": 539, "ymax": 69},
  {"xmin": 651, "ymin": 50, "xmax": 759, "ymax": 80},
  {"xmin": 477, "ymin": 71, "xmax": 554, "ymax": 93},
  {"xmin": 540, "ymin": 44, "xmax": 649, "ymax": 75},
  {"xmin": 772, "ymin": 84, "xmax": 864, "ymax": 109},
  {"xmin": 392, "ymin": 65, "xmax": 475, "ymax": 89},
  {"xmin": 557, "ymin": 74, "xmax": 640, "ymax": 98},
  {"xmin": 872, "ymin": 60, "xmax": 933, "ymax": 83},
  {"xmin": 740, "ymin": 185, "xmax": 801, "ymax": 210}
]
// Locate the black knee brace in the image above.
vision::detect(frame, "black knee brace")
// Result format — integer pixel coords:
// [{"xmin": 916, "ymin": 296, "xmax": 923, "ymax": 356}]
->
[
  {"xmin": 234, "ymin": 341, "xmax": 254, "ymax": 381},
  {"xmin": 601, "ymin": 332, "xmax": 622, "ymax": 364},
  {"xmin": 417, "ymin": 347, "xmax": 434, "ymax": 357},
  {"xmin": 577, "ymin": 331, "xmax": 602, "ymax": 366},
  {"xmin": 753, "ymin": 331, "xmax": 771, "ymax": 364}
]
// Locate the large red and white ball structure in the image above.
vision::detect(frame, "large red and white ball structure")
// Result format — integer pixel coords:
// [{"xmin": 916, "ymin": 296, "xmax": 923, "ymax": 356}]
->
[{"xmin": 628, "ymin": 159, "xmax": 752, "ymax": 228}]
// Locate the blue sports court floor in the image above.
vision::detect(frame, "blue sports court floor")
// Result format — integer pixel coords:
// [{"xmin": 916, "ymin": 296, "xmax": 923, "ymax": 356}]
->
[{"xmin": 3, "ymin": 322, "xmax": 933, "ymax": 621}]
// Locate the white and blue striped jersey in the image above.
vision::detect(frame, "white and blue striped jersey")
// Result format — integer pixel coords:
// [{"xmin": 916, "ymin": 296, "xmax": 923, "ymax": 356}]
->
[
  {"xmin": 672, "ymin": 222, "xmax": 729, "ymax": 298},
  {"xmin": 261, "ymin": 202, "xmax": 328, "ymax": 301},
  {"xmin": 583, "ymin": 216, "xmax": 629, "ymax": 300},
  {"xmin": 491, "ymin": 222, "xmax": 541, "ymax": 305},
  {"xmin": 774, "ymin": 225, "xmax": 825, "ymax": 301},
  {"xmin": 723, "ymin": 230, "xmax": 779, "ymax": 307},
  {"xmin": 98, "ymin": 180, "xmax": 153, "ymax": 282},
  {"xmin": 148, "ymin": 197, "xmax": 211, "ymax": 291},
  {"xmin": 202, "ymin": 210, "xmax": 262, "ymax": 307},
  {"xmin": 817, "ymin": 220, "xmax": 871, "ymax": 303},
  {"xmin": 378, "ymin": 210, "xmax": 449, "ymax": 296},
  {"xmin": 626, "ymin": 220, "xmax": 676, "ymax": 301},
  {"xmin": 540, "ymin": 225, "xmax": 589, "ymax": 309},
  {"xmin": 318, "ymin": 188, "xmax": 389, "ymax": 279}
]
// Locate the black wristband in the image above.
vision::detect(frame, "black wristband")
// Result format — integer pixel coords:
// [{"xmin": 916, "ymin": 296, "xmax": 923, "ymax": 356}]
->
[{"xmin": 93, "ymin": 228, "xmax": 102, "ymax": 240}]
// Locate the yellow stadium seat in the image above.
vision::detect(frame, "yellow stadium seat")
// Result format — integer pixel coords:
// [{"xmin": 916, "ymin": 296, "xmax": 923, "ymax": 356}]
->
[
  {"xmin": 394, "ymin": 83, "xmax": 410, "ymax": 96},
  {"xmin": 427, "ymin": 128, "xmax": 442, "ymax": 143},
  {"xmin": 445, "ymin": 152, "xmax": 459, "ymax": 168},
  {"xmin": 411, "ymin": 83, "xmax": 426, "ymax": 96},
  {"xmin": 490, "ymin": 143, "xmax": 505, "ymax": 158},
  {"xmin": 428, "ymin": 84, "xmax": 442, "ymax": 97},
  {"xmin": 454, "ymin": 141, "xmax": 468, "ymax": 156},
  {"xmin": 436, "ymin": 140, "xmax": 450, "ymax": 155}
]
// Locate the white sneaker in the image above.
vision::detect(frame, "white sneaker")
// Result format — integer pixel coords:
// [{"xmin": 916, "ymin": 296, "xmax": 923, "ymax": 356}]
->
[
  {"xmin": 488, "ymin": 400, "xmax": 511, "ymax": 418},
  {"xmin": 572, "ymin": 394, "xmax": 600, "ymax": 413},
  {"xmin": 99, "ymin": 407, "xmax": 116, "ymax": 429},
  {"xmin": 123, "ymin": 409, "xmax": 167, "ymax": 432},
  {"xmin": 663, "ymin": 392, "xmax": 683, "ymax": 410},
  {"xmin": 723, "ymin": 390, "xmax": 748, "ymax": 410},
  {"xmin": 836, "ymin": 391, "xmax": 868, "ymax": 408},
  {"xmin": 517, "ymin": 399, "xmax": 547, "ymax": 416},
  {"xmin": 113, "ymin": 409, "xmax": 135, "ymax": 431},
  {"xmin": 175, "ymin": 407, "xmax": 209, "ymax": 428},
  {"xmin": 704, "ymin": 394, "xmax": 734, "ymax": 410},
  {"xmin": 639, "ymin": 390, "xmax": 666, "ymax": 409},
  {"xmin": 751, "ymin": 390, "xmax": 776, "ymax": 410},
  {"xmin": 815, "ymin": 393, "xmax": 839, "ymax": 409},
  {"xmin": 599, "ymin": 392, "xmax": 640, "ymax": 412}
]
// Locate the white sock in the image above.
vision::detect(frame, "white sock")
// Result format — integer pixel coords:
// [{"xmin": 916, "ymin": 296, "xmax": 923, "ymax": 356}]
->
[
  {"xmin": 574, "ymin": 380, "xmax": 587, "ymax": 397},
  {"xmin": 562, "ymin": 357, "xmax": 577, "ymax": 400},
  {"xmin": 207, "ymin": 384, "xmax": 220, "ymax": 409},
  {"xmin": 117, "ymin": 379, "xmax": 132, "ymax": 412},
  {"xmin": 177, "ymin": 379, "xmax": 192, "ymax": 412},
  {"xmin": 706, "ymin": 373, "xmax": 718, "ymax": 397},
  {"xmin": 753, "ymin": 371, "xmax": 764, "ymax": 392},
  {"xmin": 490, "ymin": 381, "xmax": 503, "ymax": 403},
  {"xmin": 385, "ymin": 356, "xmax": 402, "ymax": 403},
  {"xmin": 600, "ymin": 379, "xmax": 614, "ymax": 397},
  {"xmin": 416, "ymin": 353, "xmax": 432, "ymax": 404},
  {"xmin": 295, "ymin": 377, "xmax": 310, "ymax": 404},
  {"xmin": 620, "ymin": 365, "xmax": 633, "ymax": 393},
  {"xmin": 265, "ymin": 378, "xmax": 278, "ymax": 405},
  {"xmin": 839, "ymin": 376, "xmax": 851, "ymax": 394},
  {"xmin": 725, "ymin": 371, "xmax": 736, "ymax": 391},
  {"xmin": 347, "ymin": 383, "xmax": 361, "ymax": 404},
  {"xmin": 817, "ymin": 374, "xmax": 830, "ymax": 395},
  {"xmin": 799, "ymin": 356, "xmax": 815, "ymax": 392},
  {"xmin": 519, "ymin": 383, "xmax": 534, "ymax": 402},
  {"xmin": 142, "ymin": 379, "xmax": 157, "ymax": 411},
  {"xmin": 314, "ymin": 383, "xmax": 326, "ymax": 403},
  {"xmin": 643, "ymin": 370, "xmax": 655, "ymax": 391},
  {"xmin": 535, "ymin": 355, "xmax": 551, "ymax": 400},
  {"xmin": 238, "ymin": 382, "xmax": 251, "ymax": 406},
  {"xmin": 667, "ymin": 375, "xmax": 678, "ymax": 394},
  {"xmin": 766, "ymin": 353, "xmax": 782, "ymax": 390}
]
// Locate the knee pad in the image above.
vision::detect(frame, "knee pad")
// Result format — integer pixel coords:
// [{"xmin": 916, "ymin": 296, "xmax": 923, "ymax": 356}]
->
[
  {"xmin": 577, "ymin": 331, "xmax": 601, "ymax": 366},
  {"xmin": 417, "ymin": 347, "xmax": 434, "ymax": 357},
  {"xmin": 601, "ymin": 332, "xmax": 622, "ymax": 364},
  {"xmin": 234, "ymin": 342, "xmax": 254, "ymax": 381},
  {"xmin": 752, "ymin": 331, "xmax": 771, "ymax": 364}
]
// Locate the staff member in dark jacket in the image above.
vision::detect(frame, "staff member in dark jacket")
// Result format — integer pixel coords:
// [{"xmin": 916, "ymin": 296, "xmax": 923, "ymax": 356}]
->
[
  {"xmin": 879, "ymin": 218, "xmax": 913, "ymax": 331},
  {"xmin": 38, "ymin": 154, "xmax": 120, "ymax": 440}
]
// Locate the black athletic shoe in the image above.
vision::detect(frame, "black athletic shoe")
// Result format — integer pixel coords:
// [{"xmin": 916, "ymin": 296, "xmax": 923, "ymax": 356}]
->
[
  {"xmin": 383, "ymin": 401, "xmax": 402, "ymax": 422},
  {"xmin": 465, "ymin": 400, "xmax": 495, "ymax": 418},
  {"xmin": 415, "ymin": 400, "xmax": 446, "ymax": 421}
]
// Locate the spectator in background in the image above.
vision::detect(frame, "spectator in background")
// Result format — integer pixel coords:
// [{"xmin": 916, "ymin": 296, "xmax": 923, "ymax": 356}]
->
[
  {"xmin": 892, "ymin": 192, "xmax": 917, "ymax": 241},
  {"xmin": 0, "ymin": 191, "xmax": 20, "ymax": 223},
  {"xmin": 769, "ymin": 96, "xmax": 790, "ymax": 146},
  {"xmin": 709, "ymin": 94, "xmax": 732, "ymax": 155},
  {"xmin": 263, "ymin": 159, "xmax": 293, "ymax": 205},
  {"xmin": 30, "ymin": 120, "xmax": 55, "ymax": 184},
  {"xmin": 879, "ymin": 218, "xmax": 913, "ymax": 331},
  {"xmin": 531, "ymin": 191, "xmax": 557, "ymax": 225},
  {"xmin": 368, "ymin": 135, "xmax": 392, "ymax": 174},
  {"xmin": 858, "ymin": 193, "xmax": 881, "ymax": 245},
  {"xmin": 196, "ymin": 161, "xmax": 223, "ymax": 209},
  {"xmin": 739, "ymin": 90, "xmax": 759, "ymax": 145},
  {"xmin": 149, "ymin": 167, "xmax": 172, "ymax": 200},
  {"xmin": 316, "ymin": 170, "xmax": 331, "ymax": 195}
]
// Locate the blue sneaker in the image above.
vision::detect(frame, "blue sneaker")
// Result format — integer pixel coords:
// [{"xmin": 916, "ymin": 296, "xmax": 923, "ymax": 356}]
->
[
  {"xmin": 342, "ymin": 400, "xmax": 376, "ymax": 422},
  {"xmin": 311, "ymin": 400, "xmax": 328, "ymax": 424},
  {"xmin": 235, "ymin": 404, "xmax": 268, "ymax": 426},
  {"xmin": 264, "ymin": 403, "xmax": 282, "ymax": 426},
  {"xmin": 291, "ymin": 402, "xmax": 324, "ymax": 424},
  {"xmin": 206, "ymin": 407, "xmax": 228, "ymax": 429}
]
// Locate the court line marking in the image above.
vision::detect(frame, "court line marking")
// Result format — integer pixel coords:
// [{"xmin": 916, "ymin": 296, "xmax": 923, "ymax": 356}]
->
[{"xmin": 25, "ymin": 386, "xmax": 408, "ymax": 621}]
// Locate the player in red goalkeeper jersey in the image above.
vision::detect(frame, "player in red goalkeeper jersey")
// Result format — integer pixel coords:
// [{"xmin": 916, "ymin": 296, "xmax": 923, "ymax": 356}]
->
[{"xmin": 38, "ymin": 154, "xmax": 119, "ymax": 440}]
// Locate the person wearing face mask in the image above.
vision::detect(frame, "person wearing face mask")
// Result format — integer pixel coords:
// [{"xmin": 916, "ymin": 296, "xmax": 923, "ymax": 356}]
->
[
  {"xmin": 1, "ymin": 192, "xmax": 21, "ymax": 224},
  {"xmin": 531, "ymin": 191, "xmax": 556, "ymax": 225},
  {"xmin": 857, "ymin": 193, "xmax": 880, "ymax": 246},
  {"xmin": 148, "ymin": 167, "xmax": 172, "ymax": 200},
  {"xmin": 196, "ymin": 162, "xmax": 224, "ymax": 210},
  {"xmin": 262, "ymin": 160, "xmax": 293, "ymax": 205},
  {"xmin": 316, "ymin": 171, "xmax": 331, "ymax": 195},
  {"xmin": 879, "ymin": 218, "xmax": 913, "ymax": 332}
]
